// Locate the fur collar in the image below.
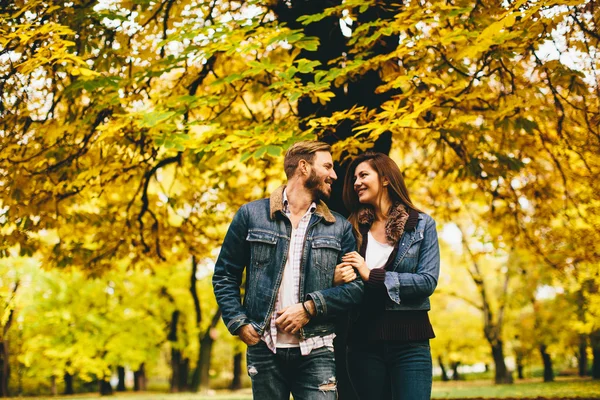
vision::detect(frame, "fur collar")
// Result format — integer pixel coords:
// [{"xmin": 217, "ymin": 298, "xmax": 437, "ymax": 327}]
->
[
  {"xmin": 269, "ymin": 185, "xmax": 336, "ymax": 223},
  {"xmin": 358, "ymin": 203, "xmax": 417, "ymax": 245}
]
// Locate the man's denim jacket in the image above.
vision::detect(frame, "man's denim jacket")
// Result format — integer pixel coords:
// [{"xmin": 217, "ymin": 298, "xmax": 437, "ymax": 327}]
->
[
  {"xmin": 383, "ymin": 213, "xmax": 440, "ymax": 311},
  {"xmin": 213, "ymin": 185, "xmax": 364, "ymax": 339}
]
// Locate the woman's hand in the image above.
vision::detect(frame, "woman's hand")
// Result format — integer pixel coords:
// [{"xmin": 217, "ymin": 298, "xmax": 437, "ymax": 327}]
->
[
  {"xmin": 333, "ymin": 263, "xmax": 358, "ymax": 286},
  {"xmin": 342, "ymin": 251, "xmax": 370, "ymax": 281}
]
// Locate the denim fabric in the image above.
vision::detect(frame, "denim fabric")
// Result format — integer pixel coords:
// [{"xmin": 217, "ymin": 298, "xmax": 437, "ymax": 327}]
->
[
  {"xmin": 383, "ymin": 213, "xmax": 440, "ymax": 311},
  {"xmin": 213, "ymin": 187, "xmax": 363, "ymax": 338},
  {"xmin": 346, "ymin": 340, "xmax": 432, "ymax": 400},
  {"xmin": 247, "ymin": 341, "xmax": 337, "ymax": 400}
]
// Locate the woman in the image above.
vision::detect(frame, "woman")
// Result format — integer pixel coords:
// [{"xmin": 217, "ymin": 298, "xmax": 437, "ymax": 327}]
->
[{"xmin": 336, "ymin": 152, "xmax": 440, "ymax": 400}]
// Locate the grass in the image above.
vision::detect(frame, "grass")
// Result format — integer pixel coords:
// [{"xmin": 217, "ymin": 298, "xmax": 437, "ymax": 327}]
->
[
  {"xmin": 13, "ymin": 391, "xmax": 253, "ymax": 400},
  {"xmin": 431, "ymin": 377, "xmax": 600, "ymax": 399},
  {"xmin": 10, "ymin": 377, "xmax": 600, "ymax": 399}
]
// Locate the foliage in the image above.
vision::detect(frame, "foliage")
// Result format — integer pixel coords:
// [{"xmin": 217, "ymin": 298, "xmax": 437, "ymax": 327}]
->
[{"xmin": 1, "ymin": 0, "xmax": 598, "ymax": 268}]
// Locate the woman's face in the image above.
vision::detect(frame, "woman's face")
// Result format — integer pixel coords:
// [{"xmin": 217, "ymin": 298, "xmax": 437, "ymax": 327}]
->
[{"xmin": 353, "ymin": 161, "xmax": 384, "ymax": 206}]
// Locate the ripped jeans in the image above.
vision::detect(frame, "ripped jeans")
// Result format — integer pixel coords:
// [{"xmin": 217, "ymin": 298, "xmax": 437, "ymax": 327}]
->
[{"xmin": 246, "ymin": 341, "xmax": 337, "ymax": 400}]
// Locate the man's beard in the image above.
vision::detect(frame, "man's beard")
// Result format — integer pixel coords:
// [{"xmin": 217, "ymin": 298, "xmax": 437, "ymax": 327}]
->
[{"xmin": 305, "ymin": 169, "xmax": 331, "ymax": 200}]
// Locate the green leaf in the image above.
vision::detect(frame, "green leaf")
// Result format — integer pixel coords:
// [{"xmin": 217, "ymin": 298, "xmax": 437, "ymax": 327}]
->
[
  {"xmin": 515, "ymin": 117, "xmax": 537, "ymax": 134},
  {"xmin": 289, "ymin": 92, "xmax": 301, "ymax": 102},
  {"xmin": 140, "ymin": 111, "xmax": 176, "ymax": 128},
  {"xmin": 295, "ymin": 37, "xmax": 320, "ymax": 51},
  {"xmin": 253, "ymin": 146, "xmax": 267, "ymax": 159},
  {"xmin": 240, "ymin": 152, "xmax": 252, "ymax": 163},
  {"xmin": 297, "ymin": 13, "xmax": 328, "ymax": 25},
  {"xmin": 448, "ymin": 7, "xmax": 471, "ymax": 17},
  {"xmin": 297, "ymin": 59, "xmax": 321, "ymax": 74},
  {"xmin": 266, "ymin": 145, "xmax": 282, "ymax": 157}
]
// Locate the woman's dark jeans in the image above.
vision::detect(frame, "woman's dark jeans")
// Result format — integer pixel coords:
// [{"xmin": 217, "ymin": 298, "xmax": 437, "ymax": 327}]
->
[{"xmin": 346, "ymin": 340, "xmax": 432, "ymax": 400}]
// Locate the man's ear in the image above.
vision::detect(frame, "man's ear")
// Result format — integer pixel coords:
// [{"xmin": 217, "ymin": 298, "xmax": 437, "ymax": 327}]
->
[{"xmin": 298, "ymin": 159, "xmax": 310, "ymax": 176}]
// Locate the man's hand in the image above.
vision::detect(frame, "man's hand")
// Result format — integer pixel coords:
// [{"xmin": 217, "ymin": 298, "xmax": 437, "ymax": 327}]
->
[
  {"xmin": 333, "ymin": 262, "xmax": 358, "ymax": 286},
  {"xmin": 237, "ymin": 324, "xmax": 261, "ymax": 346},
  {"xmin": 275, "ymin": 301, "xmax": 314, "ymax": 334}
]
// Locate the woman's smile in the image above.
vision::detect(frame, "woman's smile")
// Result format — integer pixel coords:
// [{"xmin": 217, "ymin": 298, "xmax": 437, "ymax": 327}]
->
[{"xmin": 353, "ymin": 161, "xmax": 381, "ymax": 205}]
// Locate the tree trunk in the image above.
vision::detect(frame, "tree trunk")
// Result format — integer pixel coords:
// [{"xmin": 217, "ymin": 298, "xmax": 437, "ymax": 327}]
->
[
  {"xmin": 451, "ymin": 361, "xmax": 461, "ymax": 381},
  {"xmin": 230, "ymin": 351, "xmax": 243, "ymax": 390},
  {"xmin": 193, "ymin": 309, "xmax": 222, "ymax": 393},
  {"xmin": 116, "ymin": 366, "xmax": 126, "ymax": 391},
  {"xmin": 134, "ymin": 363, "xmax": 146, "ymax": 391},
  {"xmin": 539, "ymin": 344, "xmax": 554, "ymax": 382},
  {"xmin": 64, "ymin": 372, "xmax": 74, "ymax": 395},
  {"xmin": 168, "ymin": 309, "xmax": 188, "ymax": 392},
  {"xmin": 99, "ymin": 379, "xmax": 113, "ymax": 396},
  {"xmin": 593, "ymin": 347, "xmax": 600, "ymax": 380},
  {"xmin": 579, "ymin": 335, "xmax": 588, "ymax": 377},
  {"xmin": 438, "ymin": 356, "xmax": 449, "ymax": 381},
  {"xmin": 197, "ymin": 335, "xmax": 213, "ymax": 393},
  {"xmin": 170, "ymin": 348, "xmax": 182, "ymax": 392},
  {"xmin": 0, "ymin": 341, "xmax": 9, "ymax": 397},
  {"xmin": 491, "ymin": 341, "xmax": 512, "ymax": 384},
  {"xmin": 0, "ymin": 281, "xmax": 18, "ymax": 398},
  {"xmin": 516, "ymin": 361, "xmax": 524, "ymax": 380},
  {"xmin": 514, "ymin": 338, "xmax": 525, "ymax": 380},
  {"xmin": 271, "ymin": 0, "xmax": 394, "ymax": 216},
  {"xmin": 179, "ymin": 358, "xmax": 190, "ymax": 392},
  {"xmin": 190, "ymin": 256, "xmax": 202, "ymax": 392},
  {"xmin": 591, "ymin": 330, "xmax": 600, "ymax": 380},
  {"xmin": 51, "ymin": 375, "xmax": 57, "ymax": 396}
]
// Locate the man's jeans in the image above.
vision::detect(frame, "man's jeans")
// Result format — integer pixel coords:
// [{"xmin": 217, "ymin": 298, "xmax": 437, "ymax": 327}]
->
[
  {"xmin": 346, "ymin": 340, "xmax": 432, "ymax": 400},
  {"xmin": 246, "ymin": 341, "xmax": 337, "ymax": 400}
]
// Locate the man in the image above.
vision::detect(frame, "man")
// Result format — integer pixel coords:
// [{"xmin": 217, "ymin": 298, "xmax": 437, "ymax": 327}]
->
[{"xmin": 212, "ymin": 141, "xmax": 363, "ymax": 400}]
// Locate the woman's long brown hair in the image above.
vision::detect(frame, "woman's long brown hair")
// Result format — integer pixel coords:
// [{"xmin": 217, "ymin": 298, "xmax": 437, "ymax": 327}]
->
[{"xmin": 342, "ymin": 152, "xmax": 422, "ymax": 244}]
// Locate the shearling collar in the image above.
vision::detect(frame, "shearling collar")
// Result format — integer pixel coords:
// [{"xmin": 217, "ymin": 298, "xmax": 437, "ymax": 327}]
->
[
  {"xmin": 357, "ymin": 203, "xmax": 418, "ymax": 245},
  {"xmin": 270, "ymin": 185, "xmax": 336, "ymax": 223}
]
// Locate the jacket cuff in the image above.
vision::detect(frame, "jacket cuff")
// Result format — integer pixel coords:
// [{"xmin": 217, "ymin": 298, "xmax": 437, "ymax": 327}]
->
[
  {"xmin": 227, "ymin": 314, "xmax": 250, "ymax": 335},
  {"xmin": 366, "ymin": 268, "xmax": 386, "ymax": 289},
  {"xmin": 306, "ymin": 292, "xmax": 327, "ymax": 317}
]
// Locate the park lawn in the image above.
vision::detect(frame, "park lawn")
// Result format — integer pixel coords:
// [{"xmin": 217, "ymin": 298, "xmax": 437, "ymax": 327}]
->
[
  {"xmin": 17, "ymin": 391, "xmax": 253, "ymax": 400},
  {"xmin": 14, "ymin": 377, "xmax": 600, "ymax": 400},
  {"xmin": 431, "ymin": 377, "xmax": 600, "ymax": 399}
]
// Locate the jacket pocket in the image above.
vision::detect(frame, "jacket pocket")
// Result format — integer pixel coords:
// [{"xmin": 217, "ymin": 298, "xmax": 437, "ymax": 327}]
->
[
  {"xmin": 311, "ymin": 237, "xmax": 341, "ymax": 271},
  {"xmin": 405, "ymin": 230, "xmax": 424, "ymax": 258},
  {"xmin": 392, "ymin": 231, "xmax": 424, "ymax": 274},
  {"xmin": 247, "ymin": 230, "xmax": 278, "ymax": 268}
]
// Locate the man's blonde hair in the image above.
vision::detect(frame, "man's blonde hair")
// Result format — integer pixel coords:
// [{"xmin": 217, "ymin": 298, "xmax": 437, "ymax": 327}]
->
[{"xmin": 284, "ymin": 141, "xmax": 331, "ymax": 178}]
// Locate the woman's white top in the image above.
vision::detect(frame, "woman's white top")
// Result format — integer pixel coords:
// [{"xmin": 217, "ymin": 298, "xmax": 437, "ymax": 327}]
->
[{"xmin": 366, "ymin": 231, "xmax": 394, "ymax": 270}]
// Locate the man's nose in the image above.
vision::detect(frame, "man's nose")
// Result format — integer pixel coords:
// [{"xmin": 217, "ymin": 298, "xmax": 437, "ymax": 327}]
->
[{"xmin": 330, "ymin": 169, "xmax": 338, "ymax": 181}]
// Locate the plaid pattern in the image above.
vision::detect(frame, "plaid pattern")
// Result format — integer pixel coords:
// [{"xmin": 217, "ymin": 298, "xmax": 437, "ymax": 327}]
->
[{"xmin": 262, "ymin": 190, "xmax": 335, "ymax": 355}]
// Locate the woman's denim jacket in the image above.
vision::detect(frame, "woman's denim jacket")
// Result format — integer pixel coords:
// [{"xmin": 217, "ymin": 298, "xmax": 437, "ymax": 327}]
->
[
  {"xmin": 382, "ymin": 212, "xmax": 440, "ymax": 311},
  {"xmin": 213, "ymin": 186, "xmax": 364, "ymax": 339}
]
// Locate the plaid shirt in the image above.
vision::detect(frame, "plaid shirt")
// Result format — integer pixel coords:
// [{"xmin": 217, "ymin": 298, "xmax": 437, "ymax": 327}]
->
[{"xmin": 262, "ymin": 190, "xmax": 336, "ymax": 355}]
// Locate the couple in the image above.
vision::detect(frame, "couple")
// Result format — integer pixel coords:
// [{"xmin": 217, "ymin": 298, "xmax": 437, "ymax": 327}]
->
[{"xmin": 212, "ymin": 141, "xmax": 440, "ymax": 400}]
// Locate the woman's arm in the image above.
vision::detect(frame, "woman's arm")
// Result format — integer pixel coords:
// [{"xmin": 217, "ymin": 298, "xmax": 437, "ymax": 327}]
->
[{"xmin": 383, "ymin": 215, "xmax": 440, "ymax": 304}]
